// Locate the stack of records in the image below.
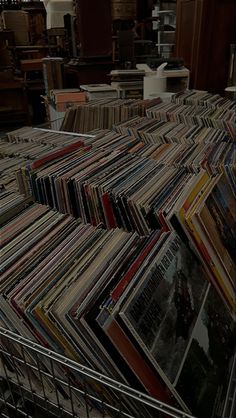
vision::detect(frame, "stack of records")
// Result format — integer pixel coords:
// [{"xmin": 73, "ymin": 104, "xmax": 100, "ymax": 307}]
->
[
  {"xmin": 13, "ymin": 131, "xmax": 235, "ymax": 314},
  {"xmin": 60, "ymin": 98, "xmax": 161, "ymax": 133},
  {"xmin": 0, "ymin": 156, "xmax": 26, "ymax": 192},
  {"xmin": 0, "ymin": 96, "xmax": 236, "ymax": 417},
  {"xmin": 172, "ymin": 90, "xmax": 236, "ymax": 109},
  {"xmin": 1, "ymin": 201, "xmax": 235, "ymax": 418},
  {"xmin": 165, "ymin": 170, "xmax": 236, "ymax": 313},
  {"xmin": 1, "ymin": 93, "xmax": 236, "ymax": 417},
  {"xmin": 60, "ymin": 93, "xmax": 235, "ymax": 140},
  {"xmin": 113, "ymin": 116, "xmax": 229, "ymax": 144},
  {"xmin": 6, "ymin": 126, "xmax": 85, "ymax": 148},
  {"xmin": 0, "ymin": 127, "xmax": 92, "ymax": 193},
  {"xmin": 0, "ymin": 138, "xmax": 57, "ymax": 160},
  {"xmin": 146, "ymin": 101, "xmax": 236, "ymax": 140},
  {"xmin": 14, "ymin": 127, "xmax": 234, "ymax": 214},
  {"xmin": 0, "ymin": 189, "xmax": 33, "ymax": 226}
]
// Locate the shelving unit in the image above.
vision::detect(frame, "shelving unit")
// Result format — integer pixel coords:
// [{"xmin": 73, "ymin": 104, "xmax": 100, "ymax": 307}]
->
[{"xmin": 153, "ymin": 8, "xmax": 176, "ymax": 58}]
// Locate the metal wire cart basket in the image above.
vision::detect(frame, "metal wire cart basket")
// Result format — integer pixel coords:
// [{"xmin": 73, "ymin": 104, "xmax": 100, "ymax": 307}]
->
[
  {"xmin": 0, "ymin": 327, "xmax": 235, "ymax": 418},
  {"xmin": 0, "ymin": 327, "xmax": 193, "ymax": 418}
]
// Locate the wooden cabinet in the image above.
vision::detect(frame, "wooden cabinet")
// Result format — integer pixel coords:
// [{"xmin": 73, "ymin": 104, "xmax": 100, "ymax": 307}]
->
[
  {"xmin": 175, "ymin": 0, "xmax": 236, "ymax": 93},
  {"xmin": 0, "ymin": 79, "xmax": 30, "ymax": 127},
  {"xmin": 77, "ymin": 0, "xmax": 112, "ymax": 59}
]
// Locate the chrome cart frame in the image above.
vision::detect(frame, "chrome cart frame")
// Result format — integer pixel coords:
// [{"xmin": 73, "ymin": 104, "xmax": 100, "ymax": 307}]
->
[{"xmin": 0, "ymin": 327, "xmax": 196, "ymax": 418}]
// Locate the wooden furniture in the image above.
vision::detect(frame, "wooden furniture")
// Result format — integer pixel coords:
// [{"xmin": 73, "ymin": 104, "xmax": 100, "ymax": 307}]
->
[
  {"xmin": 175, "ymin": 0, "xmax": 236, "ymax": 94},
  {"xmin": 65, "ymin": 61, "xmax": 114, "ymax": 87},
  {"xmin": 0, "ymin": 78, "xmax": 29, "ymax": 126},
  {"xmin": 20, "ymin": 58, "xmax": 43, "ymax": 72},
  {"xmin": 47, "ymin": 27, "xmax": 65, "ymax": 50},
  {"xmin": 0, "ymin": 30, "xmax": 15, "ymax": 68},
  {"xmin": 0, "ymin": 30, "xmax": 15, "ymax": 46},
  {"xmin": 76, "ymin": 0, "xmax": 112, "ymax": 60},
  {"xmin": 8, "ymin": 44, "xmax": 59, "ymax": 60},
  {"xmin": 20, "ymin": 59, "xmax": 44, "ymax": 92},
  {"xmin": 21, "ymin": 1, "xmax": 46, "ymax": 45}
]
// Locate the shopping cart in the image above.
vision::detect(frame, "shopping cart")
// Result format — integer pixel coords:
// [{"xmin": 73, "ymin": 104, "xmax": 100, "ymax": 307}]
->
[{"xmin": 0, "ymin": 327, "xmax": 197, "ymax": 418}]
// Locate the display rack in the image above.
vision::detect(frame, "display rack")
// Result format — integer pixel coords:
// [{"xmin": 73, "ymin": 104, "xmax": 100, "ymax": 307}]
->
[
  {"xmin": 0, "ymin": 328, "xmax": 197, "ymax": 418},
  {"xmin": 1, "ymin": 326, "xmax": 235, "ymax": 417},
  {"xmin": 153, "ymin": 9, "xmax": 176, "ymax": 58}
]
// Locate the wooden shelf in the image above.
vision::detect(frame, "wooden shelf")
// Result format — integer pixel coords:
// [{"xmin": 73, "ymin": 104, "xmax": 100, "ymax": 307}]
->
[{"xmin": 8, "ymin": 45, "xmax": 59, "ymax": 50}]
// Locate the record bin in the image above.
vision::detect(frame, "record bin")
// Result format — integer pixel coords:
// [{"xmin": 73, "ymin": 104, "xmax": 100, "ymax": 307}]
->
[{"xmin": 0, "ymin": 327, "xmax": 198, "ymax": 418}]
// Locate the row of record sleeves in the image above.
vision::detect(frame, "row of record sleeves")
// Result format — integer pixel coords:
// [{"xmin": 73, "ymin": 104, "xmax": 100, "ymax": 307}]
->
[
  {"xmin": 171, "ymin": 90, "xmax": 236, "ymax": 109},
  {"xmin": 0, "ymin": 128, "xmax": 91, "ymax": 193},
  {"xmin": 14, "ymin": 143, "xmax": 235, "ymax": 314},
  {"xmin": 3, "ymin": 118, "xmax": 236, "ymax": 316},
  {"xmin": 1, "ymin": 192, "xmax": 236, "ymax": 418},
  {"xmin": 146, "ymin": 101, "xmax": 235, "ymax": 141},
  {"xmin": 113, "ymin": 116, "xmax": 230, "ymax": 144},
  {"xmin": 1, "ymin": 92, "xmax": 236, "ymax": 417},
  {"xmin": 60, "ymin": 97, "xmax": 162, "ymax": 133},
  {"xmin": 59, "ymin": 94, "xmax": 236, "ymax": 139},
  {"xmin": 2, "ymin": 127, "xmax": 234, "ymax": 208},
  {"xmin": 2, "ymin": 124, "xmax": 235, "ymax": 178},
  {"xmin": 0, "ymin": 189, "xmax": 33, "ymax": 226},
  {"xmin": 1, "ymin": 116, "xmax": 234, "ymax": 207},
  {"xmin": 0, "ymin": 156, "xmax": 26, "ymax": 192},
  {"xmin": 2, "ymin": 117, "xmax": 231, "ymax": 151}
]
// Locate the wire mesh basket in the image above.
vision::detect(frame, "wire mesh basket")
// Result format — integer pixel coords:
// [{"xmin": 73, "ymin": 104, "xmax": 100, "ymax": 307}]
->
[{"xmin": 0, "ymin": 327, "xmax": 198, "ymax": 418}]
